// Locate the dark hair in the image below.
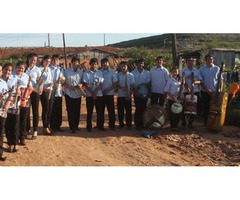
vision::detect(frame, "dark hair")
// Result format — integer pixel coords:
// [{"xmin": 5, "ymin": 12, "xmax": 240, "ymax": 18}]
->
[
  {"xmin": 52, "ymin": 54, "xmax": 60, "ymax": 59},
  {"xmin": 90, "ymin": 58, "xmax": 98, "ymax": 65},
  {"xmin": 16, "ymin": 61, "xmax": 25, "ymax": 67},
  {"xmin": 205, "ymin": 54, "xmax": 214, "ymax": 60},
  {"xmin": 171, "ymin": 66, "xmax": 179, "ymax": 72},
  {"xmin": 26, "ymin": 52, "xmax": 38, "ymax": 67},
  {"xmin": 136, "ymin": 58, "xmax": 144, "ymax": 64},
  {"xmin": 156, "ymin": 56, "xmax": 163, "ymax": 61},
  {"xmin": 43, "ymin": 55, "xmax": 51, "ymax": 61},
  {"xmin": 71, "ymin": 56, "xmax": 80, "ymax": 63},
  {"xmin": 119, "ymin": 61, "xmax": 128, "ymax": 66},
  {"xmin": 101, "ymin": 57, "xmax": 109, "ymax": 64},
  {"xmin": 3, "ymin": 62, "xmax": 13, "ymax": 69}
]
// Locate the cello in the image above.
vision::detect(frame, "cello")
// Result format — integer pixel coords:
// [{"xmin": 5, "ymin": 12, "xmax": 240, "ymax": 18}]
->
[{"xmin": 207, "ymin": 61, "xmax": 228, "ymax": 131}]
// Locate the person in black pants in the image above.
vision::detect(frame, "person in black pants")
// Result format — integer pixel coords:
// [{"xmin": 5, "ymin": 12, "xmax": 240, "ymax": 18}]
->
[
  {"xmin": 39, "ymin": 55, "xmax": 53, "ymax": 135},
  {"xmin": 101, "ymin": 58, "xmax": 118, "ymax": 130},
  {"xmin": 63, "ymin": 56, "xmax": 83, "ymax": 133},
  {"xmin": 49, "ymin": 55, "xmax": 65, "ymax": 132},
  {"xmin": 25, "ymin": 53, "xmax": 42, "ymax": 140},
  {"xmin": 199, "ymin": 54, "xmax": 222, "ymax": 126},
  {"xmin": 82, "ymin": 58, "xmax": 105, "ymax": 132},
  {"xmin": 131, "ymin": 58, "xmax": 150, "ymax": 130},
  {"xmin": 117, "ymin": 61, "xmax": 134, "ymax": 129},
  {"xmin": 0, "ymin": 68, "xmax": 12, "ymax": 161}
]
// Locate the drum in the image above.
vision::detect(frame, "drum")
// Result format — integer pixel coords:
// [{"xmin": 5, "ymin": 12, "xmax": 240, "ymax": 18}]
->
[
  {"xmin": 171, "ymin": 102, "xmax": 183, "ymax": 114},
  {"xmin": 184, "ymin": 94, "xmax": 197, "ymax": 115},
  {"xmin": 143, "ymin": 105, "xmax": 167, "ymax": 129},
  {"xmin": 136, "ymin": 83, "xmax": 150, "ymax": 99}
]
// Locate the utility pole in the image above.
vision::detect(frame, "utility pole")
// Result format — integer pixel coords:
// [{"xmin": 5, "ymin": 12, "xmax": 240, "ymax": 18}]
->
[
  {"xmin": 104, "ymin": 33, "xmax": 105, "ymax": 46},
  {"xmin": 62, "ymin": 33, "xmax": 67, "ymax": 68},
  {"xmin": 48, "ymin": 33, "xmax": 51, "ymax": 54},
  {"xmin": 172, "ymin": 33, "xmax": 178, "ymax": 67}
]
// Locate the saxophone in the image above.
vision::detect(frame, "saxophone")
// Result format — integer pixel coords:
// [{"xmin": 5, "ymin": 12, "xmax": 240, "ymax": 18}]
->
[{"xmin": 34, "ymin": 69, "xmax": 45, "ymax": 93}]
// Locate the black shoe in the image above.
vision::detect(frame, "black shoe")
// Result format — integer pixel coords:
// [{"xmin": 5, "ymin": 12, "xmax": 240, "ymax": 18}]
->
[
  {"xmin": 99, "ymin": 128, "xmax": 106, "ymax": 131},
  {"xmin": 0, "ymin": 155, "xmax": 6, "ymax": 161},
  {"xmin": 57, "ymin": 128, "xmax": 65, "ymax": 132},
  {"xmin": 87, "ymin": 128, "xmax": 92, "ymax": 132}
]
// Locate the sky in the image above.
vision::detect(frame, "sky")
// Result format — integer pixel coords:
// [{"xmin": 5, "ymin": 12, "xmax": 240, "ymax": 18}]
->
[{"xmin": 0, "ymin": 33, "xmax": 160, "ymax": 47}]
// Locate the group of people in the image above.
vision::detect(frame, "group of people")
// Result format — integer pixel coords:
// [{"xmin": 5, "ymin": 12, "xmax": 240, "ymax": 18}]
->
[{"xmin": 0, "ymin": 53, "xmax": 222, "ymax": 161}]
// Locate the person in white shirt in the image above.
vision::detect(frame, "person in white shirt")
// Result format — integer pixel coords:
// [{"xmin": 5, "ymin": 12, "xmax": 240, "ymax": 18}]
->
[
  {"xmin": 101, "ymin": 57, "xmax": 118, "ymax": 130},
  {"xmin": 25, "ymin": 53, "xmax": 42, "ymax": 140},
  {"xmin": 150, "ymin": 56, "xmax": 169, "ymax": 106},
  {"xmin": 39, "ymin": 55, "xmax": 53, "ymax": 135},
  {"xmin": 164, "ymin": 67, "xmax": 184, "ymax": 131},
  {"xmin": 180, "ymin": 56, "xmax": 202, "ymax": 129},
  {"xmin": 199, "ymin": 54, "xmax": 222, "ymax": 126},
  {"xmin": 117, "ymin": 61, "xmax": 134, "ymax": 129},
  {"xmin": 132, "ymin": 58, "xmax": 150, "ymax": 130},
  {"xmin": 82, "ymin": 58, "xmax": 105, "ymax": 132},
  {"xmin": 63, "ymin": 56, "xmax": 83, "ymax": 133},
  {"xmin": 12, "ymin": 61, "xmax": 33, "ymax": 146},
  {"xmin": 49, "ymin": 54, "xmax": 65, "ymax": 132},
  {"xmin": 0, "ymin": 75, "xmax": 9, "ymax": 161}
]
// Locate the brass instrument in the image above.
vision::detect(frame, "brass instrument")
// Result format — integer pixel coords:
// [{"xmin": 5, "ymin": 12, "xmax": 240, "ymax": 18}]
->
[
  {"xmin": 0, "ymin": 86, "xmax": 14, "ymax": 118},
  {"xmin": 72, "ymin": 79, "xmax": 86, "ymax": 97},
  {"xmin": 13, "ymin": 80, "xmax": 20, "ymax": 108},
  {"xmin": 34, "ymin": 68, "xmax": 45, "ymax": 93},
  {"xmin": 20, "ymin": 76, "xmax": 32, "ymax": 107}
]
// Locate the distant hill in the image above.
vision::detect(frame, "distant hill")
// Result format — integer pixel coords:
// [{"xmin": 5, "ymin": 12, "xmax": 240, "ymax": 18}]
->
[{"xmin": 108, "ymin": 33, "xmax": 240, "ymax": 51}]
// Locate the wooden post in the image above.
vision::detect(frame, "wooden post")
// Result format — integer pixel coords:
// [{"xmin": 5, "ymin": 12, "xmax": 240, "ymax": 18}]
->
[{"xmin": 172, "ymin": 33, "xmax": 178, "ymax": 67}]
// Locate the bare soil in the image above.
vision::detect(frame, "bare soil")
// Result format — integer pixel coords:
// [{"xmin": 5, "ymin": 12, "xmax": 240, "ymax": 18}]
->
[{"xmin": 1, "ymin": 97, "xmax": 240, "ymax": 166}]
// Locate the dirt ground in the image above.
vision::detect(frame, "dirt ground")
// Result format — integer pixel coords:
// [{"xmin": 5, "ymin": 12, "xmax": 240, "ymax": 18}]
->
[{"xmin": 1, "ymin": 97, "xmax": 240, "ymax": 167}]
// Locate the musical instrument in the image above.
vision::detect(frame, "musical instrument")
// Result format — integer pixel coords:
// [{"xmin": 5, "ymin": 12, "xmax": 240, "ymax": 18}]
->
[
  {"xmin": 34, "ymin": 68, "xmax": 45, "ymax": 93},
  {"xmin": 72, "ymin": 79, "xmax": 86, "ymax": 97},
  {"xmin": 207, "ymin": 61, "xmax": 228, "ymax": 131},
  {"xmin": 0, "ymin": 86, "xmax": 14, "ymax": 118},
  {"xmin": 135, "ymin": 83, "xmax": 150, "ymax": 99},
  {"xmin": 184, "ymin": 72, "xmax": 197, "ymax": 115},
  {"xmin": 8, "ymin": 81, "xmax": 21, "ymax": 114},
  {"xmin": 170, "ymin": 73, "xmax": 185, "ymax": 114},
  {"xmin": 143, "ymin": 105, "xmax": 167, "ymax": 129},
  {"xmin": 20, "ymin": 76, "xmax": 32, "ymax": 107}
]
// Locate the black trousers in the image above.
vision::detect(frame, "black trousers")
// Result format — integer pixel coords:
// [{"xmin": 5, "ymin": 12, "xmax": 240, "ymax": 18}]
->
[
  {"xmin": 40, "ymin": 91, "xmax": 51, "ymax": 128},
  {"xmin": 103, "ymin": 95, "xmax": 116, "ymax": 128},
  {"xmin": 117, "ymin": 97, "xmax": 132, "ymax": 128},
  {"xmin": 19, "ymin": 106, "xmax": 30, "ymax": 141},
  {"xmin": 50, "ymin": 96, "xmax": 63, "ymax": 130},
  {"xmin": 168, "ymin": 100, "xmax": 181, "ymax": 128},
  {"xmin": 134, "ymin": 95, "xmax": 148, "ymax": 128},
  {"xmin": 5, "ymin": 113, "xmax": 19, "ymax": 146},
  {"xmin": 200, "ymin": 91, "xmax": 211, "ymax": 125},
  {"xmin": 65, "ymin": 94, "xmax": 81, "ymax": 131},
  {"xmin": 151, "ymin": 93, "xmax": 164, "ymax": 106},
  {"xmin": 27, "ymin": 92, "xmax": 40, "ymax": 132},
  {"xmin": 0, "ymin": 117, "xmax": 6, "ymax": 155},
  {"xmin": 86, "ymin": 96, "xmax": 104, "ymax": 129}
]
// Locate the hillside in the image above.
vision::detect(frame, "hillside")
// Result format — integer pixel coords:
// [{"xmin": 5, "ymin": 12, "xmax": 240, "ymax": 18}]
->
[{"xmin": 108, "ymin": 33, "xmax": 240, "ymax": 50}]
